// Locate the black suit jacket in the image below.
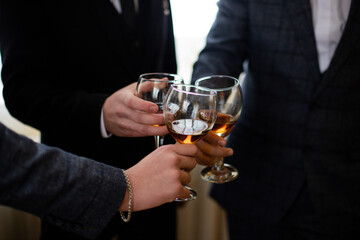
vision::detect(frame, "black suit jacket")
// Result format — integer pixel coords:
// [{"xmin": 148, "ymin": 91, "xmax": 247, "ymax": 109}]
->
[
  {"xmin": 0, "ymin": 0, "xmax": 177, "ymax": 239},
  {"xmin": 192, "ymin": 0, "xmax": 360, "ymax": 238}
]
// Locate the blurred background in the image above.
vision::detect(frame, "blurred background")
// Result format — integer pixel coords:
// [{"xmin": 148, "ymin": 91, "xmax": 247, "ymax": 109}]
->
[{"xmin": 0, "ymin": 0, "xmax": 229, "ymax": 239}]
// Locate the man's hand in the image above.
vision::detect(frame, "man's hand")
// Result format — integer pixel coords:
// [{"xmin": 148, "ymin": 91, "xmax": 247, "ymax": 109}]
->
[
  {"xmin": 195, "ymin": 132, "xmax": 234, "ymax": 166},
  {"xmin": 119, "ymin": 144, "xmax": 198, "ymax": 211},
  {"xmin": 102, "ymin": 82, "xmax": 168, "ymax": 137}
]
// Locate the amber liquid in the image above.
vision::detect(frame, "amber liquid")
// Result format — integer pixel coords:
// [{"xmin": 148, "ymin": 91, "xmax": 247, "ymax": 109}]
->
[
  {"xmin": 211, "ymin": 113, "xmax": 236, "ymax": 137},
  {"xmin": 153, "ymin": 110, "xmax": 164, "ymax": 127},
  {"xmin": 167, "ymin": 119, "xmax": 210, "ymax": 144}
]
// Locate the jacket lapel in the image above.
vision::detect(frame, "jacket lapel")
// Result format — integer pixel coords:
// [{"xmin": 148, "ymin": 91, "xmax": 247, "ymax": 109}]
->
[
  {"xmin": 312, "ymin": 0, "xmax": 360, "ymax": 100},
  {"xmin": 285, "ymin": 0, "xmax": 321, "ymax": 87}
]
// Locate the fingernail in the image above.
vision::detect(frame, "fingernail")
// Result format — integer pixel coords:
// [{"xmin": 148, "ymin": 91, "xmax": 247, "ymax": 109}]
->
[
  {"xmin": 150, "ymin": 106, "xmax": 158, "ymax": 112},
  {"xmin": 227, "ymin": 149, "xmax": 234, "ymax": 156},
  {"xmin": 218, "ymin": 139, "xmax": 226, "ymax": 147}
]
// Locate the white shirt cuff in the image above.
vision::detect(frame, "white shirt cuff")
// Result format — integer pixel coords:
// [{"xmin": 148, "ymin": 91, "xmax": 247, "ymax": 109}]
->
[{"xmin": 100, "ymin": 109, "xmax": 112, "ymax": 138}]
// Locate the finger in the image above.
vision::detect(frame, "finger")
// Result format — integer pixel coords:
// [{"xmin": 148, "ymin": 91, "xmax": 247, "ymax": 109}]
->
[
  {"xmin": 177, "ymin": 156, "xmax": 197, "ymax": 172},
  {"xmin": 154, "ymin": 79, "xmax": 170, "ymax": 90},
  {"xmin": 142, "ymin": 125, "xmax": 169, "ymax": 136},
  {"xmin": 195, "ymin": 143, "xmax": 233, "ymax": 167},
  {"xmin": 179, "ymin": 170, "xmax": 192, "ymax": 185},
  {"xmin": 125, "ymin": 93, "xmax": 159, "ymax": 113},
  {"xmin": 176, "ymin": 185, "xmax": 191, "ymax": 200},
  {"xmin": 157, "ymin": 145, "xmax": 196, "ymax": 170},
  {"xmin": 114, "ymin": 119, "xmax": 168, "ymax": 137},
  {"xmin": 137, "ymin": 79, "xmax": 169, "ymax": 95},
  {"xmin": 172, "ymin": 144, "xmax": 198, "ymax": 157},
  {"xmin": 126, "ymin": 110, "xmax": 165, "ymax": 125},
  {"xmin": 196, "ymin": 139, "xmax": 234, "ymax": 158},
  {"xmin": 195, "ymin": 150, "xmax": 218, "ymax": 166},
  {"xmin": 203, "ymin": 132, "xmax": 227, "ymax": 147},
  {"xmin": 120, "ymin": 126, "xmax": 168, "ymax": 137},
  {"xmin": 136, "ymin": 81, "xmax": 154, "ymax": 96}
]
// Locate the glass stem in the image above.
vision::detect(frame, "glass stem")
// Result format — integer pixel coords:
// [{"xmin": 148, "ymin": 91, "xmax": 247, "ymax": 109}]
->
[
  {"xmin": 214, "ymin": 159, "xmax": 225, "ymax": 171},
  {"xmin": 154, "ymin": 135, "xmax": 164, "ymax": 149}
]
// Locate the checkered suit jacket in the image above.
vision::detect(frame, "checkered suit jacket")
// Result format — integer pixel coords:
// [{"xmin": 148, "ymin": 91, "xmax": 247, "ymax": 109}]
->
[
  {"xmin": 192, "ymin": 0, "xmax": 360, "ymax": 237},
  {"xmin": 0, "ymin": 122, "xmax": 125, "ymax": 239}
]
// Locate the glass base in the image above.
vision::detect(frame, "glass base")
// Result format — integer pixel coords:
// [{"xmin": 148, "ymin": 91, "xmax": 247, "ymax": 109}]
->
[
  {"xmin": 201, "ymin": 163, "xmax": 238, "ymax": 184},
  {"xmin": 174, "ymin": 186, "xmax": 197, "ymax": 202}
]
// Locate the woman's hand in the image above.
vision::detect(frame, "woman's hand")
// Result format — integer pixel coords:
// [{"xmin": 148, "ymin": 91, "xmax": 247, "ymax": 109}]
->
[{"xmin": 119, "ymin": 144, "xmax": 198, "ymax": 211}]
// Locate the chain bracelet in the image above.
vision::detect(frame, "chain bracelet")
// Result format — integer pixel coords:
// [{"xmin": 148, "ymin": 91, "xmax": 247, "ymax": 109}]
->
[{"xmin": 120, "ymin": 169, "xmax": 133, "ymax": 222}]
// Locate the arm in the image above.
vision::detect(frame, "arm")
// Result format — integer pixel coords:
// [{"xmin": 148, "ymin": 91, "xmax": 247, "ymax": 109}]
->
[
  {"xmin": 192, "ymin": 0, "xmax": 249, "ymax": 81},
  {"xmin": 191, "ymin": 0, "xmax": 248, "ymax": 165},
  {"xmin": 0, "ymin": 122, "xmax": 197, "ymax": 238},
  {"xmin": 0, "ymin": 122, "xmax": 124, "ymax": 238}
]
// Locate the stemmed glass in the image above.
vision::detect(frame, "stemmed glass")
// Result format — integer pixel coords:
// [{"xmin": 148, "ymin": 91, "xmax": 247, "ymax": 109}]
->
[
  {"xmin": 195, "ymin": 75, "xmax": 243, "ymax": 183},
  {"xmin": 136, "ymin": 73, "xmax": 184, "ymax": 148},
  {"xmin": 163, "ymin": 84, "xmax": 217, "ymax": 201}
]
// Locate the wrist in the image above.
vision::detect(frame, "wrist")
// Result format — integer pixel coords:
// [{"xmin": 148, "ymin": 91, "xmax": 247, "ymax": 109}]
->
[
  {"xmin": 119, "ymin": 169, "xmax": 133, "ymax": 222},
  {"xmin": 119, "ymin": 189, "xmax": 129, "ymax": 211}
]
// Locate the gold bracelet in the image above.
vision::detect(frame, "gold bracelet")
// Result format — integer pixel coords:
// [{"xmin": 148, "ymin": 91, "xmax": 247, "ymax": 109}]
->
[{"xmin": 120, "ymin": 169, "xmax": 133, "ymax": 222}]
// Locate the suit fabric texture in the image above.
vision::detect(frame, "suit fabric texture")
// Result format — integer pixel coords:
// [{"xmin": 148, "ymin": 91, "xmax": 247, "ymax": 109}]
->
[
  {"xmin": 0, "ymin": 122, "xmax": 126, "ymax": 239},
  {"xmin": 0, "ymin": 0, "xmax": 177, "ymax": 239},
  {"xmin": 192, "ymin": 0, "xmax": 360, "ymax": 239}
]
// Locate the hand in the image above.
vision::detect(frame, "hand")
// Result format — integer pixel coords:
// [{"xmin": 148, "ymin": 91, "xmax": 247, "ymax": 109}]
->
[
  {"xmin": 195, "ymin": 132, "xmax": 234, "ymax": 166},
  {"xmin": 102, "ymin": 82, "xmax": 169, "ymax": 137},
  {"xmin": 119, "ymin": 144, "xmax": 198, "ymax": 211}
]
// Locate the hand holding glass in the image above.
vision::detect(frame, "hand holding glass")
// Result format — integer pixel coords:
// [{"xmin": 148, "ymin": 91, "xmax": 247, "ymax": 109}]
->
[
  {"xmin": 163, "ymin": 84, "xmax": 217, "ymax": 201},
  {"xmin": 195, "ymin": 75, "xmax": 243, "ymax": 183},
  {"xmin": 136, "ymin": 73, "xmax": 184, "ymax": 148}
]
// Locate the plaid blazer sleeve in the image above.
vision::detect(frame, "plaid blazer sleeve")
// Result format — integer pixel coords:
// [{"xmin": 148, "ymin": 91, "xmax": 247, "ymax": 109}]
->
[
  {"xmin": 192, "ymin": 0, "xmax": 249, "ymax": 82},
  {"xmin": 0, "ymin": 122, "xmax": 126, "ymax": 239}
]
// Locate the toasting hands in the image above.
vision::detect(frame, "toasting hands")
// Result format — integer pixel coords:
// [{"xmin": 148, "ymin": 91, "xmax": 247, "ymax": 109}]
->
[
  {"xmin": 119, "ymin": 144, "xmax": 197, "ymax": 211},
  {"xmin": 102, "ymin": 82, "xmax": 169, "ymax": 137},
  {"xmin": 195, "ymin": 132, "xmax": 234, "ymax": 166}
]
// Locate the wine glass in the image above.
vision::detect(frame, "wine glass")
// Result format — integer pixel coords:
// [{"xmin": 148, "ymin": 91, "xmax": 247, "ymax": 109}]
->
[
  {"xmin": 163, "ymin": 84, "xmax": 217, "ymax": 201},
  {"xmin": 195, "ymin": 75, "xmax": 243, "ymax": 183},
  {"xmin": 136, "ymin": 73, "xmax": 184, "ymax": 148}
]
